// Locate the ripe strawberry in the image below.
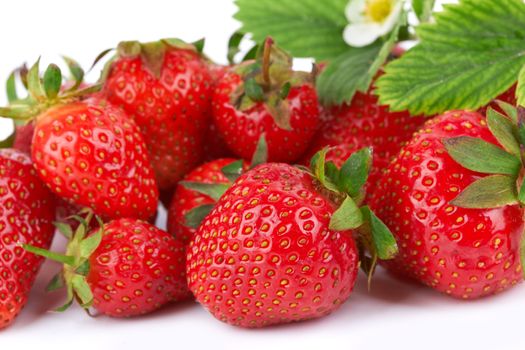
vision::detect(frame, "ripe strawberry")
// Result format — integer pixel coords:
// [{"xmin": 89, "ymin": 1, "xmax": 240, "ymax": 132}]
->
[
  {"xmin": 187, "ymin": 150, "xmax": 397, "ymax": 328},
  {"xmin": 0, "ymin": 149, "xmax": 55, "ymax": 329},
  {"xmin": 102, "ymin": 39, "xmax": 213, "ymax": 189},
  {"xmin": 369, "ymin": 110, "xmax": 524, "ymax": 299},
  {"xmin": 0, "ymin": 61, "xmax": 159, "ymax": 221},
  {"xmin": 212, "ymin": 38, "xmax": 319, "ymax": 163},
  {"xmin": 302, "ymin": 81, "xmax": 426, "ymax": 191},
  {"xmin": 168, "ymin": 158, "xmax": 248, "ymax": 246},
  {"xmin": 25, "ymin": 217, "xmax": 190, "ymax": 317}
]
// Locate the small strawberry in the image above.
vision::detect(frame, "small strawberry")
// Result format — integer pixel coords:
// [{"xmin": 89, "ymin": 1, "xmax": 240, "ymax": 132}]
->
[
  {"xmin": 369, "ymin": 109, "xmax": 525, "ymax": 299},
  {"xmin": 212, "ymin": 38, "xmax": 320, "ymax": 163},
  {"xmin": 187, "ymin": 148, "xmax": 397, "ymax": 328},
  {"xmin": 0, "ymin": 149, "xmax": 55, "ymax": 329},
  {"xmin": 302, "ymin": 80, "xmax": 426, "ymax": 191},
  {"xmin": 102, "ymin": 39, "xmax": 213, "ymax": 189},
  {"xmin": 0, "ymin": 61, "xmax": 159, "ymax": 221},
  {"xmin": 25, "ymin": 216, "xmax": 190, "ymax": 317},
  {"xmin": 168, "ymin": 158, "xmax": 249, "ymax": 246}
]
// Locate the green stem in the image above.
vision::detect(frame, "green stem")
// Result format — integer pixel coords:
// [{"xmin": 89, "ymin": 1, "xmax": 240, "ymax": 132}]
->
[{"xmin": 23, "ymin": 244, "xmax": 76, "ymax": 266}]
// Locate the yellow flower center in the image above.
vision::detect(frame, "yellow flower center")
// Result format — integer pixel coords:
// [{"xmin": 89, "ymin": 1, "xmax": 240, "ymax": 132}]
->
[{"xmin": 366, "ymin": 0, "xmax": 393, "ymax": 23}]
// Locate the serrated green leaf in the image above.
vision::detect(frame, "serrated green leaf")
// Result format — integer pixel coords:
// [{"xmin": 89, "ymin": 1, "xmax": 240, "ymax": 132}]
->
[
  {"xmin": 517, "ymin": 63, "xmax": 525, "ymax": 107},
  {"xmin": 329, "ymin": 196, "xmax": 363, "ymax": 231},
  {"xmin": 235, "ymin": 0, "xmax": 348, "ymax": 61},
  {"xmin": 6, "ymin": 71, "xmax": 18, "ymax": 103},
  {"xmin": 79, "ymin": 229, "xmax": 102, "ymax": 258},
  {"xmin": 377, "ymin": 0, "xmax": 525, "ymax": 115},
  {"xmin": 443, "ymin": 136, "xmax": 521, "ymax": 176},
  {"xmin": 250, "ymin": 134, "xmax": 268, "ymax": 168},
  {"xmin": 451, "ymin": 175, "xmax": 518, "ymax": 208},
  {"xmin": 221, "ymin": 159, "xmax": 244, "ymax": 183},
  {"xmin": 317, "ymin": 12, "xmax": 404, "ymax": 105},
  {"xmin": 179, "ymin": 181, "xmax": 229, "ymax": 201},
  {"xmin": 184, "ymin": 204, "xmax": 215, "ymax": 229},
  {"xmin": 486, "ymin": 108, "xmax": 520, "ymax": 157},
  {"xmin": 339, "ymin": 147, "xmax": 372, "ymax": 197},
  {"xmin": 361, "ymin": 206, "xmax": 398, "ymax": 260},
  {"xmin": 412, "ymin": 0, "xmax": 436, "ymax": 23}
]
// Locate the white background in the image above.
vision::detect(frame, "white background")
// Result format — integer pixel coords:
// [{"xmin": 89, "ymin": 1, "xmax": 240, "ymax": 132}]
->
[{"xmin": 1, "ymin": 1, "xmax": 524, "ymax": 349}]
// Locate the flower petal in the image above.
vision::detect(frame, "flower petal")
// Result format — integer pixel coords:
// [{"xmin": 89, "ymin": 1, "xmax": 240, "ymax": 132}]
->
[
  {"xmin": 377, "ymin": 0, "xmax": 404, "ymax": 36},
  {"xmin": 343, "ymin": 23, "xmax": 383, "ymax": 47},
  {"xmin": 345, "ymin": 0, "xmax": 367, "ymax": 23}
]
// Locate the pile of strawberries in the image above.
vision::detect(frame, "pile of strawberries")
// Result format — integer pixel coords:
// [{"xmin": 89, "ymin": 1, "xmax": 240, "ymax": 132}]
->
[{"xmin": 0, "ymin": 35, "xmax": 522, "ymax": 330}]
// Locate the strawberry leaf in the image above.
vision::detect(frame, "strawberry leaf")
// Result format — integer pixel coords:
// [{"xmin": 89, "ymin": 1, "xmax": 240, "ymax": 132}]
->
[
  {"xmin": 6, "ymin": 70, "xmax": 18, "ymax": 103},
  {"xmin": 486, "ymin": 108, "xmax": 520, "ymax": 157},
  {"xmin": 234, "ymin": 0, "xmax": 349, "ymax": 61},
  {"xmin": 443, "ymin": 136, "xmax": 521, "ymax": 176},
  {"xmin": 179, "ymin": 181, "xmax": 230, "ymax": 201},
  {"xmin": 451, "ymin": 175, "xmax": 518, "ymax": 209},
  {"xmin": 228, "ymin": 32, "xmax": 246, "ymax": 65},
  {"xmin": 27, "ymin": 58, "xmax": 46, "ymax": 101},
  {"xmin": 184, "ymin": 204, "xmax": 215, "ymax": 229},
  {"xmin": 496, "ymin": 101, "xmax": 518, "ymax": 123},
  {"xmin": 412, "ymin": 0, "xmax": 435, "ymax": 23},
  {"xmin": 329, "ymin": 196, "xmax": 363, "ymax": 231},
  {"xmin": 377, "ymin": 0, "xmax": 525, "ymax": 115},
  {"xmin": 310, "ymin": 148, "xmax": 339, "ymax": 192},
  {"xmin": 360, "ymin": 206, "xmax": 398, "ymax": 260},
  {"xmin": 250, "ymin": 134, "xmax": 268, "ymax": 168},
  {"xmin": 338, "ymin": 147, "xmax": 372, "ymax": 198}
]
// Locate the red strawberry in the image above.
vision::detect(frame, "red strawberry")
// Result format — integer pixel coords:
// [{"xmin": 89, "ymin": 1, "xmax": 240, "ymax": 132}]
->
[
  {"xmin": 25, "ymin": 217, "xmax": 190, "ymax": 317},
  {"xmin": 187, "ymin": 151, "xmax": 397, "ymax": 328},
  {"xmin": 302, "ymin": 82, "xmax": 426, "ymax": 191},
  {"xmin": 369, "ymin": 110, "xmax": 524, "ymax": 299},
  {"xmin": 13, "ymin": 123, "xmax": 34, "ymax": 155},
  {"xmin": 102, "ymin": 39, "xmax": 213, "ymax": 189},
  {"xmin": 0, "ymin": 149, "xmax": 55, "ymax": 329},
  {"xmin": 212, "ymin": 38, "xmax": 319, "ymax": 163},
  {"xmin": 168, "ymin": 158, "xmax": 248, "ymax": 246}
]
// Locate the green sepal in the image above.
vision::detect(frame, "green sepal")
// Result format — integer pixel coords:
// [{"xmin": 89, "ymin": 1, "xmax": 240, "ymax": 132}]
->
[
  {"xmin": 329, "ymin": 196, "xmax": 363, "ymax": 231},
  {"xmin": 221, "ymin": 159, "xmax": 245, "ymax": 183},
  {"xmin": 62, "ymin": 56, "xmax": 85, "ymax": 91},
  {"xmin": 338, "ymin": 147, "xmax": 372, "ymax": 198},
  {"xmin": 184, "ymin": 204, "xmax": 215, "ymax": 229},
  {"xmin": 79, "ymin": 228, "xmax": 103, "ymax": 258},
  {"xmin": 517, "ymin": 107, "xmax": 525, "ymax": 146},
  {"xmin": 266, "ymin": 92, "xmax": 291, "ymax": 130},
  {"xmin": 179, "ymin": 181, "xmax": 230, "ymax": 201},
  {"xmin": 75, "ymin": 260, "xmax": 91, "ymax": 276},
  {"xmin": 280, "ymin": 82, "xmax": 291, "ymax": 100},
  {"xmin": 242, "ymin": 45, "xmax": 258, "ymax": 62},
  {"xmin": 443, "ymin": 136, "xmax": 521, "ymax": 176},
  {"xmin": 23, "ymin": 244, "xmax": 76, "ymax": 266},
  {"xmin": 360, "ymin": 206, "xmax": 398, "ymax": 260},
  {"xmin": 495, "ymin": 100, "xmax": 518, "ymax": 123},
  {"xmin": 486, "ymin": 108, "xmax": 520, "ymax": 157},
  {"xmin": 27, "ymin": 58, "xmax": 46, "ymax": 101},
  {"xmin": 244, "ymin": 78, "xmax": 264, "ymax": 101},
  {"xmin": 43, "ymin": 64, "xmax": 62, "ymax": 99},
  {"xmin": 54, "ymin": 221, "xmax": 73, "ymax": 239},
  {"xmin": 191, "ymin": 38, "xmax": 205, "ymax": 54},
  {"xmin": 228, "ymin": 32, "xmax": 245, "ymax": 65},
  {"xmin": 6, "ymin": 70, "xmax": 18, "ymax": 103},
  {"xmin": 54, "ymin": 295, "xmax": 74, "ymax": 313},
  {"xmin": 46, "ymin": 272, "xmax": 65, "ymax": 292},
  {"xmin": 250, "ymin": 134, "xmax": 268, "ymax": 168},
  {"xmin": 517, "ymin": 63, "xmax": 525, "ymax": 108},
  {"xmin": 451, "ymin": 175, "xmax": 518, "ymax": 209},
  {"xmin": 71, "ymin": 275, "xmax": 94, "ymax": 308},
  {"xmin": 518, "ymin": 178, "xmax": 525, "ymax": 205},
  {"xmin": 309, "ymin": 148, "xmax": 339, "ymax": 193}
]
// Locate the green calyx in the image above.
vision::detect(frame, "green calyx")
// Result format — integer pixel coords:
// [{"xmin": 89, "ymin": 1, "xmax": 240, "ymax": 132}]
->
[
  {"xmin": 0, "ymin": 57, "xmax": 98, "ymax": 122},
  {"xmin": 182, "ymin": 135, "xmax": 269, "ymax": 229},
  {"xmin": 113, "ymin": 38, "xmax": 205, "ymax": 78},
  {"xmin": 23, "ymin": 211, "xmax": 104, "ymax": 312},
  {"xmin": 231, "ymin": 37, "xmax": 315, "ymax": 131},
  {"xmin": 443, "ymin": 105, "xmax": 525, "ymax": 210},
  {"xmin": 306, "ymin": 147, "xmax": 398, "ymax": 280}
]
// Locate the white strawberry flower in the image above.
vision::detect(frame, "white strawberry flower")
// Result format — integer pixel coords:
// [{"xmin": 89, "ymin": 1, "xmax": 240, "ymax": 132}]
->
[{"xmin": 343, "ymin": 0, "xmax": 404, "ymax": 47}]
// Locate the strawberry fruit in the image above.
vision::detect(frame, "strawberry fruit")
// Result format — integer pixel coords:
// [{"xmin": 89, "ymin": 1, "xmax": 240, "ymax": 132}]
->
[{"xmin": 0, "ymin": 149, "xmax": 55, "ymax": 329}]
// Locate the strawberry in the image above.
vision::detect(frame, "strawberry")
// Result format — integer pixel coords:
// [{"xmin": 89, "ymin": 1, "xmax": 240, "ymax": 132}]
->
[
  {"xmin": 302, "ymin": 81, "xmax": 426, "ymax": 191},
  {"xmin": 212, "ymin": 38, "xmax": 320, "ymax": 163},
  {"xmin": 25, "ymin": 216, "xmax": 190, "ymax": 317},
  {"xmin": 0, "ymin": 149, "xmax": 55, "ymax": 329},
  {"xmin": 369, "ymin": 109, "xmax": 525, "ymax": 299},
  {"xmin": 168, "ymin": 158, "xmax": 248, "ymax": 246},
  {"xmin": 102, "ymin": 39, "xmax": 213, "ymax": 189},
  {"xmin": 12, "ymin": 123, "xmax": 34, "ymax": 155},
  {"xmin": 187, "ymin": 149, "xmax": 397, "ymax": 328},
  {"xmin": 0, "ymin": 61, "xmax": 159, "ymax": 221}
]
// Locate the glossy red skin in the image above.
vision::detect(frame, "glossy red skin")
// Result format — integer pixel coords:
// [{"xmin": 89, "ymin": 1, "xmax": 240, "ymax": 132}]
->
[
  {"xmin": 212, "ymin": 71, "xmax": 320, "ymax": 163},
  {"xmin": 103, "ymin": 49, "xmax": 212, "ymax": 189},
  {"xmin": 168, "ymin": 158, "xmax": 247, "ymax": 246},
  {"xmin": 88, "ymin": 219, "xmax": 191, "ymax": 317},
  {"xmin": 0, "ymin": 149, "xmax": 55, "ymax": 329},
  {"xmin": 302, "ymin": 88, "xmax": 426, "ymax": 191},
  {"xmin": 32, "ymin": 96, "xmax": 158, "ymax": 221},
  {"xmin": 187, "ymin": 163, "xmax": 359, "ymax": 328},
  {"xmin": 369, "ymin": 111, "xmax": 524, "ymax": 299}
]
